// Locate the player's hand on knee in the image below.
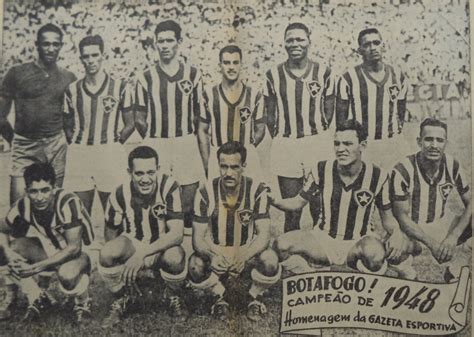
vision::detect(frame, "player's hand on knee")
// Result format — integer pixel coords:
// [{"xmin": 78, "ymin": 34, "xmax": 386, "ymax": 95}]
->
[
  {"xmin": 5, "ymin": 249, "xmax": 27, "ymax": 265},
  {"xmin": 437, "ymin": 235, "xmax": 457, "ymax": 263},
  {"xmin": 121, "ymin": 252, "xmax": 146, "ymax": 286},
  {"xmin": 211, "ymin": 255, "xmax": 230, "ymax": 274},
  {"xmin": 385, "ymin": 230, "xmax": 409, "ymax": 263},
  {"xmin": 229, "ymin": 255, "xmax": 245, "ymax": 276},
  {"xmin": 9, "ymin": 260, "xmax": 39, "ymax": 279}
]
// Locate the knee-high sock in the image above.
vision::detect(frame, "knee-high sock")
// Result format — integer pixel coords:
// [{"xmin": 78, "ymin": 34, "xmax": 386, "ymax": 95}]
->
[
  {"xmin": 98, "ymin": 263, "xmax": 124, "ymax": 294},
  {"xmin": 160, "ymin": 268, "xmax": 187, "ymax": 293},
  {"xmin": 189, "ymin": 272, "xmax": 225, "ymax": 298},
  {"xmin": 249, "ymin": 265, "xmax": 282, "ymax": 299},
  {"xmin": 58, "ymin": 274, "xmax": 90, "ymax": 304}
]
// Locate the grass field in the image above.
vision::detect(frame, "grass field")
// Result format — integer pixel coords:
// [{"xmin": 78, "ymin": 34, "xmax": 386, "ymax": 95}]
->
[{"xmin": 0, "ymin": 119, "xmax": 471, "ymax": 336}]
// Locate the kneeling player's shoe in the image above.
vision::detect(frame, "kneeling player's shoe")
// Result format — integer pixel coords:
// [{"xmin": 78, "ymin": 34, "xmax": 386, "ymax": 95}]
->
[
  {"xmin": 73, "ymin": 297, "xmax": 92, "ymax": 325},
  {"xmin": 247, "ymin": 297, "xmax": 267, "ymax": 322},
  {"xmin": 163, "ymin": 288, "xmax": 188, "ymax": 320},
  {"xmin": 23, "ymin": 292, "xmax": 54, "ymax": 323},
  {"xmin": 101, "ymin": 294, "xmax": 130, "ymax": 329},
  {"xmin": 211, "ymin": 298, "xmax": 230, "ymax": 321}
]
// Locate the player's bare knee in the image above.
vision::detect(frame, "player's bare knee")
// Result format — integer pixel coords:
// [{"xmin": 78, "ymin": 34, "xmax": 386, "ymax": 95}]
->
[
  {"xmin": 160, "ymin": 246, "xmax": 185, "ymax": 274},
  {"xmin": 100, "ymin": 241, "xmax": 125, "ymax": 267},
  {"xmin": 188, "ymin": 253, "xmax": 211, "ymax": 283},
  {"xmin": 358, "ymin": 236, "xmax": 386, "ymax": 270},
  {"xmin": 57, "ymin": 261, "xmax": 84, "ymax": 290},
  {"xmin": 274, "ymin": 235, "xmax": 292, "ymax": 261},
  {"xmin": 257, "ymin": 248, "xmax": 279, "ymax": 276}
]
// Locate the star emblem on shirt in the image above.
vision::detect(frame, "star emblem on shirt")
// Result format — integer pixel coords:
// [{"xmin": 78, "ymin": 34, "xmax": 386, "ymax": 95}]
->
[
  {"xmin": 179, "ymin": 80, "xmax": 193, "ymax": 95},
  {"xmin": 239, "ymin": 106, "xmax": 251, "ymax": 124},
  {"xmin": 354, "ymin": 189, "xmax": 374, "ymax": 207},
  {"xmin": 102, "ymin": 96, "xmax": 118, "ymax": 114},
  {"xmin": 439, "ymin": 182, "xmax": 454, "ymax": 200},
  {"xmin": 152, "ymin": 202, "xmax": 167, "ymax": 218},
  {"xmin": 306, "ymin": 80, "xmax": 321, "ymax": 98},
  {"xmin": 237, "ymin": 209, "xmax": 253, "ymax": 226},
  {"xmin": 388, "ymin": 85, "xmax": 400, "ymax": 101}
]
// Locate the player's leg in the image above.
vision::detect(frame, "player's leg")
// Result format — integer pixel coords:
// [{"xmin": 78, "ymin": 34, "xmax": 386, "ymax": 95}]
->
[
  {"xmin": 9, "ymin": 177, "xmax": 26, "ymax": 207},
  {"xmin": 278, "ymin": 176, "xmax": 304, "ymax": 232},
  {"xmin": 188, "ymin": 252, "xmax": 228, "ymax": 320},
  {"xmin": 181, "ymin": 182, "xmax": 199, "ymax": 238},
  {"xmin": 98, "ymin": 235, "xmax": 135, "ymax": 328},
  {"xmin": 46, "ymin": 132, "xmax": 68, "ymax": 188},
  {"xmin": 247, "ymin": 248, "xmax": 281, "ymax": 321},
  {"xmin": 155, "ymin": 245, "xmax": 188, "ymax": 318},
  {"xmin": 346, "ymin": 236, "xmax": 387, "ymax": 275},
  {"xmin": 387, "ymin": 237, "xmax": 422, "ymax": 280},
  {"xmin": 56, "ymin": 252, "xmax": 91, "ymax": 323},
  {"xmin": 274, "ymin": 229, "xmax": 330, "ymax": 274},
  {"xmin": 6, "ymin": 237, "xmax": 55, "ymax": 321}
]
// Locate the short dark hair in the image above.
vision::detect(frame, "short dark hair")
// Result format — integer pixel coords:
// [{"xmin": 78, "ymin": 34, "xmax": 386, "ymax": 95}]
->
[
  {"xmin": 37, "ymin": 23, "xmax": 63, "ymax": 42},
  {"xmin": 24, "ymin": 163, "xmax": 56, "ymax": 188},
  {"xmin": 336, "ymin": 120, "xmax": 367, "ymax": 142},
  {"xmin": 79, "ymin": 35, "xmax": 104, "ymax": 55},
  {"xmin": 217, "ymin": 141, "xmax": 247, "ymax": 164},
  {"xmin": 155, "ymin": 20, "xmax": 182, "ymax": 40},
  {"xmin": 358, "ymin": 28, "xmax": 382, "ymax": 46},
  {"xmin": 419, "ymin": 117, "xmax": 448, "ymax": 137},
  {"xmin": 284, "ymin": 22, "xmax": 310, "ymax": 38},
  {"xmin": 219, "ymin": 45, "xmax": 242, "ymax": 62},
  {"xmin": 128, "ymin": 146, "xmax": 159, "ymax": 169}
]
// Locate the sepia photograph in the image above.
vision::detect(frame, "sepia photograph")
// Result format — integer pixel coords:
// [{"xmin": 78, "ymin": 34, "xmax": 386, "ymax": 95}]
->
[{"xmin": 0, "ymin": 0, "xmax": 471, "ymax": 336}]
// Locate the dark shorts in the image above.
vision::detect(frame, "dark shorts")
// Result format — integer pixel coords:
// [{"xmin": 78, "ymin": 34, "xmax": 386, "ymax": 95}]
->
[{"xmin": 11, "ymin": 132, "xmax": 67, "ymax": 179}]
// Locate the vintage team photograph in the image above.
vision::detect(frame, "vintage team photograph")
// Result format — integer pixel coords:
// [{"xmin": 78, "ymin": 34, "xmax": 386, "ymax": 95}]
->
[{"xmin": 0, "ymin": 0, "xmax": 471, "ymax": 336}]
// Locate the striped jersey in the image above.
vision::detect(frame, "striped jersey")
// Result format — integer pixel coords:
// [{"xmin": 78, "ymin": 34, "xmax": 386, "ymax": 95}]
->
[
  {"xmin": 64, "ymin": 74, "xmax": 132, "ymax": 145},
  {"xmin": 201, "ymin": 83, "xmax": 264, "ymax": 147},
  {"xmin": 390, "ymin": 152, "xmax": 470, "ymax": 224},
  {"xmin": 336, "ymin": 64, "xmax": 407, "ymax": 141},
  {"xmin": 194, "ymin": 176, "xmax": 270, "ymax": 247},
  {"xmin": 301, "ymin": 160, "xmax": 391, "ymax": 240},
  {"xmin": 264, "ymin": 61, "xmax": 334, "ymax": 138},
  {"xmin": 5, "ymin": 190, "xmax": 94, "ymax": 248},
  {"xmin": 105, "ymin": 175, "xmax": 183, "ymax": 244},
  {"xmin": 135, "ymin": 62, "xmax": 203, "ymax": 138}
]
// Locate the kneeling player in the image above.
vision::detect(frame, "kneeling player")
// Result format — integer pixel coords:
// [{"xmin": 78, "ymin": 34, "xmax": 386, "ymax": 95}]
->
[
  {"xmin": 391, "ymin": 118, "xmax": 471, "ymax": 281},
  {"xmin": 273, "ymin": 120, "xmax": 414, "ymax": 275},
  {"xmin": 188, "ymin": 141, "xmax": 281, "ymax": 322},
  {"xmin": 99, "ymin": 146, "xmax": 187, "ymax": 328},
  {"xmin": 0, "ymin": 163, "xmax": 94, "ymax": 323}
]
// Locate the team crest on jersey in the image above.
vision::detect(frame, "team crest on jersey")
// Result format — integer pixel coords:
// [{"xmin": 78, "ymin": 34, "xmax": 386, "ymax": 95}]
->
[
  {"xmin": 354, "ymin": 189, "xmax": 374, "ymax": 208},
  {"xmin": 306, "ymin": 81, "xmax": 321, "ymax": 97},
  {"xmin": 178, "ymin": 80, "xmax": 193, "ymax": 95},
  {"xmin": 388, "ymin": 85, "xmax": 400, "ymax": 101},
  {"xmin": 237, "ymin": 209, "xmax": 253, "ymax": 226},
  {"xmin": 102, "ymin": 96, "xmax": 118, "ymax": 114},
  {"xmin": 239, "ymin": 107, "xmax": 252, "ymax": 124},
  {"xmin": 439, "ymin": 183, "xmax": 454, "ymax": 200},
  {"xmin": 152, "ymin": 202, "xmax": 167, "ymax": 218}
]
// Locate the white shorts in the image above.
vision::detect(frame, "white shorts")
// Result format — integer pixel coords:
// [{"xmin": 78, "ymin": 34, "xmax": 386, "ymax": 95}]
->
[
  {"xmin": 364, "ymin": 135, "xmax": 411, "ymax": 170},
  {"xmin": 208, "ymin": 144, "xmax": 262, "ymax": 182},
  {"xmin": 143, "ymin": 134, "xmax": 205, "ymax": 185},
  {"xmin": 270, "ymin": 132, "xmax": 333, "ymax": 178},
  {"xmin": 64, "ymin": 143, "xmax": 128, "ymax": 192},
  {"xmin": 123, "ymin": 234, "xmax": 161, "ymax": 268}
]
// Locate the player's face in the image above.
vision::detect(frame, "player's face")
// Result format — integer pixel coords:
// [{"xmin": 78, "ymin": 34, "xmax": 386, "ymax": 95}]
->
[
  {"xmin": 80, "ymin": 45, "xmax": 103, "ymax": 76},
  {"xmin": 220, "ymin": 52, "xmax": 241, "ymax": 82},
  {"xmin": 334, "ymin": 130, "xmax": 365, "ymax": 166},
  {"xmin": 358, "ymin": 33, "xmax": 384, "ymax": 63},
  {"xmin": 417, "ymin": 126, "xmax": 447, "ymax": 162},
  {"xmin": 284, "ymin": 29, "xmax": 310, "ymax": 62},
  {"xmin": 129, "ymin": 158, "xmax": 159, "ymax": 195},
  {"xmin": 156, "ymin": 31, "xmax": 180, "ymax": 62},
  {"xmin": 37, "ymin": 32, "xmax": 63, "ymax": 66},
  {"xmin": 219, "ymin": 153, "xmax": 244, "ymax": 189},
  {"xmin": 26, "ymin": 180, "xmax": 55, "ymax": 211}
]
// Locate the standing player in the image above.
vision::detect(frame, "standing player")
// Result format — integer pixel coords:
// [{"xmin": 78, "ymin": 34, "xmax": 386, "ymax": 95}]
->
[
  {"xmin": 0, "ymin": 163, "xmax": 94, "ymax": 324},
  {"xmin": 134, "ymin": 20, "xmax": 204, "ymax": 238},
  {"xmin": 198, "ymin": 45, "xmax": 265, "ymax": 180},
  {"xmin": 188, "ymin": 141, "xmax": 280, "ymax": 322},
  {"xmin": 63, "ymin": 35, "xmax": 134, "ymax": 216},
  {"xmin": 99, "ymin": 146, "xmax": 188, "ymax": 327},
  {"xmin": 0, "ymin": 24, "xmax": 76, "ymax": 205},
  {"xmin": 391, "ymin": 118, "xmax": 471, "ymax": 280},
  {"xmin": 273, "ymin": 120, "xmax": 412, "ymax": 275},
  {"xmin": 336, "ymin": 28, "xmax": 408, "ymax": 167},
  {"xmin": 264, "ymin": 22, "xmax": 335, "ymax": 232}
]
